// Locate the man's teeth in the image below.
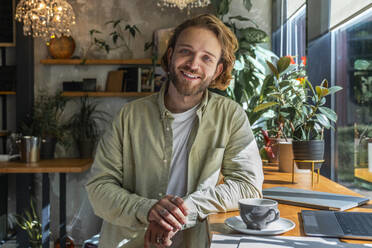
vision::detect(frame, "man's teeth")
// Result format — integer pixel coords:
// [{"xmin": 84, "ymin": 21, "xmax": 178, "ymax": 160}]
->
[{"xmin": 183, "ymin": 71, "xmax": 199, "ymax": 79}]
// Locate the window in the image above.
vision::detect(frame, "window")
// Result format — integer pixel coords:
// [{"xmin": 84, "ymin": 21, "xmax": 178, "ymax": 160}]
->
[
  {"xmin": 333, "ymin": 8, "xmax": 372, "ymax": 193},
  {"xmin": 286, "ymin": 5, "xmax": 306, "ymax": 63}
]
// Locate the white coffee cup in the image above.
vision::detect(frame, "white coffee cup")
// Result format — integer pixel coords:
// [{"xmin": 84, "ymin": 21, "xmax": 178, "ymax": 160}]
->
[{"xmin": 239, "ymin": 198, "xmax": 280, "ymax": 230}]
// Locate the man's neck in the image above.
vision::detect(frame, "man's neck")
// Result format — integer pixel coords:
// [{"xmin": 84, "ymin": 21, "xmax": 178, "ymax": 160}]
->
[{"xmin": 165, "ymin": 82, "xmax": 204, "ymax": 113}]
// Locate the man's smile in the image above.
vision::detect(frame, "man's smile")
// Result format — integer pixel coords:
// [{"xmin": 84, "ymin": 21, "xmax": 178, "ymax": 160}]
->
[{"xmin": 180, "ymin": 70, "xmax": 201, "ymax": 80}]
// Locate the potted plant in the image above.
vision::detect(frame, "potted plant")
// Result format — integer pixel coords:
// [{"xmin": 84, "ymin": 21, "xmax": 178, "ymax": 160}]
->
[
  {"xmin": 14, "ymin": 199, "xmax": 42, "ymax": 248},
  {"xmin": 68, "ymin": 97, "xmax": 110, "ymax": 158},
  {"xmin": 255, "ymin": 56, "xmax": 343, "ymax": 169},
  {"xmin": 253, "ymin": 56, "xmax": 307, "ymax": 163},
  {"xmin": 290, "ymin": 78, "xmax": 342, "ymax": 169},
  {"xmin": 19, "ymin": 91, "xmax": 69, "ymax": 159}
]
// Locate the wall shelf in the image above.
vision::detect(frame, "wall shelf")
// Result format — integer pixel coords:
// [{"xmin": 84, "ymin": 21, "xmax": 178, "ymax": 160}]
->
[
  {"xmin": 61, "ymin": 91, "xmax": 154, "ymax": 97},
  {"xmin": 40, "ymin": 58, "xmax": 160, "ymax": 65},
  {"xmin": 0, "ymin": 91, "xmax": 16, "ymax": 95}
]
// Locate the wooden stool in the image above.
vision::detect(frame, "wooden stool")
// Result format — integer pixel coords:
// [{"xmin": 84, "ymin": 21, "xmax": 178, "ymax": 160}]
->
[{"xmin": 292, "ymin": 159, "xmax": 325, "ymax": 187}]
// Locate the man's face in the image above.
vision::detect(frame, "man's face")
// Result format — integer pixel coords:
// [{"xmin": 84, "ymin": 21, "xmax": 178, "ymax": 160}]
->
[{"xmin": 167, "ymin": 27, "xmax": 223, "ymax": 97}]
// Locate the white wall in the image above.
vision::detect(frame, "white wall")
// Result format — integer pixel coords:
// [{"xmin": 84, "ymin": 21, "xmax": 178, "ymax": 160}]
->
[{"xmin": 330, "ymin": 0, "xmax": 371, "ymax": 29}]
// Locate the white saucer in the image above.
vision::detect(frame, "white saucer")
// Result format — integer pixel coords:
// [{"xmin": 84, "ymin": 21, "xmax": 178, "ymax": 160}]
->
[{"xmin": 225, "ymin": 216, "xmax": 295, "ymax": 235}]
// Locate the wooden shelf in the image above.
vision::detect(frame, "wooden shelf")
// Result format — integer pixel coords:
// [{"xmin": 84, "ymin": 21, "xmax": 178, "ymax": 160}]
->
[
  {"xmin": 40, "ymin": 58, "xmax": 160, "ymax": 65},
  {"xmin": 0, "ymin": 158, "xmax": 93, "ymax": 173},
  {"xmin": 0, "ymin": 131, "xmax": 9, "ymax": 137},
  {"xmin": 61, "ymin": 91, "xmax": 154, "ymax": 97},
  {"xmin": 0, "ymin": 91, "xmax": 16, "ymax": 95}
]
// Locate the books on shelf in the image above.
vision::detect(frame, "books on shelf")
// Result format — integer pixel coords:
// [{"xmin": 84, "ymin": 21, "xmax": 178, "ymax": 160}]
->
[{"xmin": 105, "ymin": 65, "xmax": 166, "ymax": 93}]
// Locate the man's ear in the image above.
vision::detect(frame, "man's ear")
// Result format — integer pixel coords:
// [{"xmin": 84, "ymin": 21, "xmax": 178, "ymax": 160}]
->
[
  {"xmin": 212, "ymin": 63, "xmax": 224, "ymax": 80},
  {"xmin": 166, "ymin": 47, "xmax": 173, "ymax": 68}
]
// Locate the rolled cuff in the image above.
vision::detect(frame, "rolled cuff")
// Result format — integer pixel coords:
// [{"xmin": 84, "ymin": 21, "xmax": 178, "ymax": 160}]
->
[{"xmin": 182, "ymin": 197, "xmax": 199, "ymax": 229}]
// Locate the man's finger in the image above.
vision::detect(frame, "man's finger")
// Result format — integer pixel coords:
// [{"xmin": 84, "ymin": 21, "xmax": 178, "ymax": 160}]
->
[
  {"xmin": 169, "ymin": 196, "xmax": 189, "ymax": 216},
  {"xmin": 148, "ymin": 209, "xmax": 174, "ymax": 231},
  {"xmin": 162, "ymin": 202, "xmax": 186, "ymax": 225},
  {"xmin": 158, "ymin": 198, "xmax": 187, "ymax": 224},
  {"xmin": 144, "ymin": 229, "xmax": 150, "ymax": 248},
  {"xmin": 163, "ymin": 238, "xmax": 173, "ymax": 247},
  {"xmin": 150, "ymin": 227, "xmax": 157, "ymax": 246},
  {"xmin": 157, "ymin": 207, "xmax": 183, "ymax": 230}
]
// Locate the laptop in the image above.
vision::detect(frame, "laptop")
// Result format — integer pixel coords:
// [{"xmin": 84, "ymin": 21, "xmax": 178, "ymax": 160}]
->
[
  {"xmin": 302, "ymin": 210, "xmax": 372, "ymax": 240},
  {"xmin": 263, "ymin": 187, "xmax": 369, "ymax": 211}
]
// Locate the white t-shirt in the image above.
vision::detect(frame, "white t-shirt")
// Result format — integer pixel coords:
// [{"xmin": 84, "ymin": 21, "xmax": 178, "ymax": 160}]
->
[
  {"xmin": 166, "ymin": 104, "xmax": 198, "ymax": 197},
  {"xmin": 166, "ymin": 104, "xmax": 198, "ymax": 247}
]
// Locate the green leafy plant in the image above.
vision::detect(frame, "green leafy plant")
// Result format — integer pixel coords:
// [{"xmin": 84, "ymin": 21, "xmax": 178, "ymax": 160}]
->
[
  {"xmin": 106, "ymin": 19, "xmax": 141, "ymax": 53},
  {"xmin": 85, "ymin": 20, "xmax": 141, "ymax": 58},
  {"xmin": 68, "ymin": 97, "xmax": 110, "ymax": 143},
  {"xmin": 255, "ymin": 56, "xmax": 343, "ymax": 141},
  {"xmin": 253, "ymin": 56, "xmax": 307, "ymax": 140},
  {"xmin": 19, "ymin": 91, "xmax": 69, "ymax": 145},
  {"xmin": 211, "ymin": 0, "xmax": 276, "ymax": 148},
  {"xmin": 15, "ymin": 199, "xmax": 42, "ymax": 246},
  {"xmin": 293, "ymin": 78, "xmax": 342, "ymax": 140}
]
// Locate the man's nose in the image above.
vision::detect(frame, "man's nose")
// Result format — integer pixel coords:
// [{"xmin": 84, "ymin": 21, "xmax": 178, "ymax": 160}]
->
[{"xmin": 186, "ymin": 55, "xmax": 200, "ymax": 71}]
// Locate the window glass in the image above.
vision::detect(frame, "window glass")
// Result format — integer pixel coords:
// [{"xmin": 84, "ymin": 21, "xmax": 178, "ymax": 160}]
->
[
  {"xmin": 333, "ymin": 8, "xmax": 372, "ymax": 195},
  {"xmin": 286, "ymin": 5, "xmax": 306, "ymax": 64}
]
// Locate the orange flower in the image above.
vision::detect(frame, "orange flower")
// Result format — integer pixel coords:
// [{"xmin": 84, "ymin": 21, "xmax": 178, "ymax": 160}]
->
[
  {"xmin": 296, "ymin": 77, "xmax": 306, "ymax": 86},
  {"xmin": 286, "ymin": 55, "xmax": 295, "ymax": 64},
  {"xmin": 301, "ymin": 56, "xmax": 307, "ymax": 66}
]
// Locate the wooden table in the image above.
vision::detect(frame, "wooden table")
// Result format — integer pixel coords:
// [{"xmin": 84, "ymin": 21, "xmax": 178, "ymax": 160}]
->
[
  {"xmin": 0, "ymin": 158, "xmax": 93, "ymax": 248},
  {"xmin": 208, "ymin": 165, "xmax": 372, "ymax": 245}
]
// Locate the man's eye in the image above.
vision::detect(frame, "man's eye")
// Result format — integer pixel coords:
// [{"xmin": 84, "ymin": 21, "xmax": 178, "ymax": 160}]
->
[
  {"xmin": 203, "ymin": 56, "xmax": 213, "ymax": 63},
  {"xmin": 179, "ymin": 49, "xmax": 190, "ymax": 54}
]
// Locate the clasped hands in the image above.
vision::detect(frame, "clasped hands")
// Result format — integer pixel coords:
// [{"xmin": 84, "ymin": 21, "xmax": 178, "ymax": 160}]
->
[{"xmin": 144, "ymin": 195, "xmax": 188, "ymax": 248}]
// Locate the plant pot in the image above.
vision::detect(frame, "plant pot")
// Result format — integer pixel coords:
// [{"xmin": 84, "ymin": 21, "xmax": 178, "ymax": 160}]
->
[
  {"xmin": 29, "ymin": 240, "xmax": 42, "ymax": 248},
  {"xmin": 292, "ymin": 140, "xmax": 324, "ymax": 170},
  {"xmin": 278, "ymin": 142, "xmax": 293, "ymax": 172},
  {"xmin": 78, "ymin": 139, "xmax": 95, "ymax": 158},
  {"xmin": 266, "ymin": 138, "xmax": 287, "ymax": 163},
  {"xmin": 40, "ymin": 137, "xmax": 57, "ymax": 159}
]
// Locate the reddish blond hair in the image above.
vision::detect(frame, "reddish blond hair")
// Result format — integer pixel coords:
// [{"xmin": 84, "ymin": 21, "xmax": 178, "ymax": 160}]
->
[{"xmin": 161, "ymin": 14, "xmax": 238, "ymax": 90}]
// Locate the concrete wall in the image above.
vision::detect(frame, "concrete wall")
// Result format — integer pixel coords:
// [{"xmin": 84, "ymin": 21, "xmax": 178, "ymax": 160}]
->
[{"xmin": 32, "ymin": 0, "xmax": 271, "ymax": 244}]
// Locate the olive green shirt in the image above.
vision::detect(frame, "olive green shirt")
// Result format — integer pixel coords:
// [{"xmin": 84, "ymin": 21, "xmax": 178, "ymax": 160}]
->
[{"xmin": 85, "ymin": 85, "xmax": 263, "ymax": 247}]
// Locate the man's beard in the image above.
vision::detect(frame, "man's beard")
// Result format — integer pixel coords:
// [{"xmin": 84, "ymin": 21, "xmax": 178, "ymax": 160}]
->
[{"xmin": 169, "ymin": 64, "xmax": 214, "ymax": 96}]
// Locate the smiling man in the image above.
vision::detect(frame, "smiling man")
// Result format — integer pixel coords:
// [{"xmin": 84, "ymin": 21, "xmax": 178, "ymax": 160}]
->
[{"xmin": 86, "ymin": 14, "xmax": 263, "ymax": 248}]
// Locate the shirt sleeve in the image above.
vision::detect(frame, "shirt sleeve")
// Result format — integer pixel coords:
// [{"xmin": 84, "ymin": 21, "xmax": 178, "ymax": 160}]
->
[
  {"xmin": 85, "ymin": 108, "xmax": 158, "ymax": 228},
  {"xmin": 182, "ymin": 105, "xmax": 264, "ymax": 227}
]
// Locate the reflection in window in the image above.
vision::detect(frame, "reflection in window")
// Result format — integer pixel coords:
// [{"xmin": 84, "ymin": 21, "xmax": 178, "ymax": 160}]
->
[
  {"xmin": 286, "ymin": 5, "xmax": 306, "ymax": 64},
  {"xmin": 334, "ymin": 8, "xmax": 372, "ymax": 191}
]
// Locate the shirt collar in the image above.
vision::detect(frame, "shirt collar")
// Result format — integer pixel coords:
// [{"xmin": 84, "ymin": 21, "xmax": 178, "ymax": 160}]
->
[{"xmin": 157, "ymin": 81, "xmax": 209, "ymax": 119}]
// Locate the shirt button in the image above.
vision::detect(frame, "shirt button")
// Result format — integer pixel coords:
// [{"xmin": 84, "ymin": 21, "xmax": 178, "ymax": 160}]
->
[
  {"xmin": 163, "ymin": 159, "xmax": 167, "ymax": 163},
  {"xmin": 166, "ymin": 127, "xmax": 170, "ymax": 131},
  {"xmin": 158, "ymin": 192, "xmax": 163, "ymax": 197}
]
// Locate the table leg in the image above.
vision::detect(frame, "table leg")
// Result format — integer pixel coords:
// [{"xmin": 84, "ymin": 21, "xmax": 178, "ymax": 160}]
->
[
  {"xmin": 1, "ymin": 95, "xmax": 7, "ymax": 153},
  {"xmin": 311, "ymin": 162, "xmax": 314, "ymax": 187},
  {"xmin": 60, "ymin": 173, "xmax": 66, "ymax": 248},
  {"xmin": 317, "ymin": 169, "xmax": 320, "ymax": 183},
  {"xmin": 42, "ymin": 174, "xmax": 50, "ymax": 248},
  {"xmin": 0, "ymin": 174, "xmax": 7, "ymax": 242}
]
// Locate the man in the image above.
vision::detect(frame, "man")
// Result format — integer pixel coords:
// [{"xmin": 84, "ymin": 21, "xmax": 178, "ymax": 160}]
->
[{"xmin": 86, "ymin": 14, "xmax": 263, "ymax": 248}]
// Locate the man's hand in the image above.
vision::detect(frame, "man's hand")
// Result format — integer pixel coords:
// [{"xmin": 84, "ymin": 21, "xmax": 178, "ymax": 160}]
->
[
  {"xmin": 144, "ymin": 221, "xmax": 176, "ymax": 248},
  {"xmin": 147, "ymin": 195, "xmax": 188, "ymax": 232}
]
